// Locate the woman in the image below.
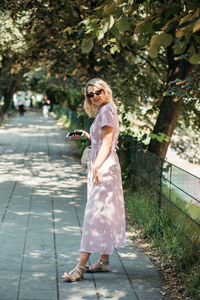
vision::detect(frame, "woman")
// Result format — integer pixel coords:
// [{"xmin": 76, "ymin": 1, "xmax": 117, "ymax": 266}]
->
[
  {"xmin": 42, "ymin": 95, "xmax": 51, "ymax": 118},
  {"xmin": 63, "ymin": 78, "xmax": 126, "ymax": 282}
]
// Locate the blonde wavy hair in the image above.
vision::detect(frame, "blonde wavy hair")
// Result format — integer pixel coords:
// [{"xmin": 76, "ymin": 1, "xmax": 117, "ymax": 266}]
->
[{"xmin": 83, "ymin": 78, "xmax": 116, "ymax": 117}]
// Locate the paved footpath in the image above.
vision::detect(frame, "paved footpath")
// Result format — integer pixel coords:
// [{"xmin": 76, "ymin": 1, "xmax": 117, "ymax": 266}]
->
[{"xmin": 0, "ymin": 110, "xmax": 163, "ymax": 300}]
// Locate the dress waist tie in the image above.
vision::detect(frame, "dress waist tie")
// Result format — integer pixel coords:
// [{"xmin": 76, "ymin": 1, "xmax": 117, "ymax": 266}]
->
[{"xmin": 92, "ymin": 144, "xmax": 119, "ymax": 153}]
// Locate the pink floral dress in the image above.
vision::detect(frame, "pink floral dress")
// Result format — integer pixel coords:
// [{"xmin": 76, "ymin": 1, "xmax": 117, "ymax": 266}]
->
[{"xmin": 80, "ymin": 103, "xmax": 126, "ymax": 254}]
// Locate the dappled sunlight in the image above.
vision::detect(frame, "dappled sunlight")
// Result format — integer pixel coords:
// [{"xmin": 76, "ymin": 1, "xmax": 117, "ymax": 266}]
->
[
  {"xmin": 1, "ymin": 222, "xmax": 27, "ymax": 230},
  {"xmin": 97, "ymin": 288, "xmax": 128, "ymax": 299},
  {"xmin": 118, "ymin": 252, "xmax": 137, "ymax": 259},
  {"xmin": 31, "ymin": 272, "xmax": 50, "ymax": 278},
  {"xmin": 15, "ymin": 211, "xmax": 30, "ymax": 216},
  {"xmin": 0, "ymin": 150, "xmax": 84, "ymax": 197},
  {"xmin": 62, "ymin": 226, "xmax": 80, "ymax": 232},
  {"xmin": 28, "ymin": 252, "xmax": 44, "ymax": 259},
  {"xmin": 54, "ymin": 209, "xmax": 63, "ymax": 213},
  {"xmin": 0, "ymin": 111, "xmax": 163, "ymax": 299}
]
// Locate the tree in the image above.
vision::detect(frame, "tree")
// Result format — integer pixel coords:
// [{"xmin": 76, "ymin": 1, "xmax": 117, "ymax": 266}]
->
[
  {"xmin": 1, "ymin": 0, "xmax": 200, "ymax": 159},
  {"xmin": 0, "ymin": 11, "xmax": 28, "ymax": 116},
  {"xmin": 80, "ymin": 0, "xmax": 200, "ymax": 157}
]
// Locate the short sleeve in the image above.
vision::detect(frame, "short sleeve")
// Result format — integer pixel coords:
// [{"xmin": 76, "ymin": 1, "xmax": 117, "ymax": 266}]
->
[{"xmin": 99, "ymin": 105, "xmax": 115, "ymax": 128}]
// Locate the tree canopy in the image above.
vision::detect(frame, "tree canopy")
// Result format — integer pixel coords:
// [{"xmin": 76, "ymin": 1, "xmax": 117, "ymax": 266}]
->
[{"xmin": 0, "ymin": 0, "xmax": 200, "ymax": 158}]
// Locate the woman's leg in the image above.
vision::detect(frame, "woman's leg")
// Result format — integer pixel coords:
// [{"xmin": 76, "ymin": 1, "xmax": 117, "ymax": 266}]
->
[
  {"xmin": 62, "ymin": 252, "xmax": 90, "ymax": 281},
  {"xmin": 78, "ymin": 252, "xmax": 91, "ymax": 266},
  {"xmin": 100, "ymin": 254, "xmax": 109, "ymax": 262},
  {"xmin": 86, "ymin": 254, "xmax": 110, "ymax": 273}
]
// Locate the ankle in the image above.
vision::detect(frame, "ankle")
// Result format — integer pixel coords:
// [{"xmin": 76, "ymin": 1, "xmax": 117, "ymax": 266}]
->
[
  {"xmin": 78, "ymin": 264, "xmax": 86, "ymax": 272},
  {"xmin": 100, "ymin": 255, "xmax": 109, "ymax": 262},
  {"xmin": 99, "ymin": 258, "xmax": 109, "ymax": 265}
]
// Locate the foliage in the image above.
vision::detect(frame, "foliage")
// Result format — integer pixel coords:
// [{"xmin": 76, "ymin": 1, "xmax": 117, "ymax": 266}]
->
[
  {"xmin": 0, "ymin": 10, "xmax": 30, "ymax": 115},
  {"xmin": 53, "ymin": 104, "xmax": 92, "ymax": 152},
  {"xmin": 171, "ymin": 119, "xmax": 200, "ymax": 164},
  {"xmin": 125, "ymin": 187, "xmax": 200, "ymax": 299},
  {"xmin": 79, "ymin": 0, "xmax": 200, "ymax": 156},
  {"xmin": 0, "ymin": 0, "xmax": 200, "ymax": 158}
]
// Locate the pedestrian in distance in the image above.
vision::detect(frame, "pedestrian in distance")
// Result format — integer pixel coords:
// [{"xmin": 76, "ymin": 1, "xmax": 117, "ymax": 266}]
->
[
  {"xmin": 30, "ymin": 96, "xmax": 34, "ymax": 111},
  {"xmin": 62, "ymin": 78, "xmax": 126, "ymax": 282},
  {"xmin": 42, "ymin": 95, "xmax": 51, "ymax": 118},
  {"xmin": 18, "ymin": 92, "xmax": 26, "ymax": 116}
]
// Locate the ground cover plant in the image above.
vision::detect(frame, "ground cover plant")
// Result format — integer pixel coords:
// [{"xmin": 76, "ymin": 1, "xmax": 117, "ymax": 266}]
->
[{"xmin": 125, "ymin": 186, "xmax": 200, "ymax": 299}]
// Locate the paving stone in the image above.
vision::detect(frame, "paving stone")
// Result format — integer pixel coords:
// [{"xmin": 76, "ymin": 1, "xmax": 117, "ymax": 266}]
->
[
  {"xmin": 0, "ymin": 270, "xmax": 20, "ymax": 299},
  {"xmin": 0, "ymin": 110, "xmax": 163, "ymax": 300}
]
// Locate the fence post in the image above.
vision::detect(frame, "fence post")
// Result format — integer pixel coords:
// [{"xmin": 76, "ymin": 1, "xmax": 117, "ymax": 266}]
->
[
  {"xmin": 158, "ymin": 158, "xmax": 164, "ymax": 210},
  {"xmin": 133, "ymin": 139, "xmax": 137, "ymax": 187}
]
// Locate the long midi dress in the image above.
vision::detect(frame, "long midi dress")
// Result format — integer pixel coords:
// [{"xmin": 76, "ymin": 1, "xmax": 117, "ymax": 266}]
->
[{"xmin": 80, "ymin": 103, "xmax": 126, "ymax": 255}]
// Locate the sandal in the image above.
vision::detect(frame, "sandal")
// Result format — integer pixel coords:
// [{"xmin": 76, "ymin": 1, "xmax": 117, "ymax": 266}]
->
[
  {"xmin": 62, "ymin": 265, "xmax": 86, "ymax": 282},
  {"xmin": 86, "ymin": 259, "xmax": 110, "ymax": 273}
]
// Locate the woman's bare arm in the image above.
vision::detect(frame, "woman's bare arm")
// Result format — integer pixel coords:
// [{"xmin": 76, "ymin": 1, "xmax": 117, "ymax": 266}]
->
[
  {"xmin": 93, "ymin": 126, "xmax": 114, "ymax": 184},
  {"xmin": 74, "ymin": 130, "xmax": 91, "ymax": 141},
  {"xmin": 83, "ymin": 130, "xmax": 91, "ymax": 141}
]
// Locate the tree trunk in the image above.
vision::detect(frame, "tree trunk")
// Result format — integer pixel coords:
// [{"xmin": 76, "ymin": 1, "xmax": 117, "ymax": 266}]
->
[
  {"xmin": 148, "ymin": 47, "xmax": 192, "ymax": 158},
  {"xmin": 0, "ymin": 84, "xmax": 16, "ymax": 117},
  {"xmin": 148, "ymin": 95, "xmax": 183, "ymax": 158}
]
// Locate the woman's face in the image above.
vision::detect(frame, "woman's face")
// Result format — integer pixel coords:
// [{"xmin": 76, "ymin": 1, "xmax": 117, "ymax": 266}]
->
[{"xmin": 87, "ymin": 85, "xmax": 107, "ymax": 108}]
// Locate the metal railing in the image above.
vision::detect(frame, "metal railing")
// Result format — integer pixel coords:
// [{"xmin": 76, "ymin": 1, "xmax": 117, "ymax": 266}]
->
[
  {"xmin": 54, "ymin": 105, "xmax": 200, "ymax": 250},
  {"xmin": 118, "ymin": 135, "xmax": 200, "ymax": 250}
]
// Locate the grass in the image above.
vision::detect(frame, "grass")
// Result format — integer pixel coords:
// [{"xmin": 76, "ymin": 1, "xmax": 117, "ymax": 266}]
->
[{"xmin": 125, "ymin": 186, "xmax": 200, "ymax": 299}]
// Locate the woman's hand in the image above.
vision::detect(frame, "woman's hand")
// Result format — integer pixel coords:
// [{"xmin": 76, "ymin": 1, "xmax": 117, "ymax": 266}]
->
[
  {"xmin": 93, "ymin": 167, "xmax": 100, "ymax": 185},
  {"xmin": 70, "ymin": 129, "xmax": 84, "ymax": 140},
  {"xmin": 74, "ymin": 129, "xmax": 91, "ymax": 141}
]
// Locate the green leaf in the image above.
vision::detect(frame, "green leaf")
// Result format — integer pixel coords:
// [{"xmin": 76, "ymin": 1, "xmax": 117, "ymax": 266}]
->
[
  {"xmin": 109, "ymin": 38, "xmax": 116, "ymax": 43},
  {"xmin": 149, "ymin": 33, "xmax": 173, "ymax": 57},
  {"xmin": 110, "ymin": 45, "xmax": 120, "ymax": 54},
  {"xmin": 85, "ymin": 28, "xmax": 93, "ymax": 34},
  {"xmin": 101, "ymin": 17, "xmax": 110, "ymax": 34},
  {"xmin": 150, "ymin": 132, "xmax": 171, "ymax": 143},
  {"xmin": 173, "ymin": 34, "xmax": 191, "ymax": 55},
  {"xmin": 103, "ymin": 43, "xmax": 109, "ymax": 48},
  {"xmin": 193, "ymin": 18, "xmax": 200, "ymax": 33},
  {"xmin": 189, "ymin": 51, "xmax": 200, "ymax": 64},
  {"xmin": 161, "ymin": 20, "xmax": 177, "ymax": 32},
  {"xmin": 135, "ymin": 19, "xmax": 152, "ymax": 34},
  {"xmin": 97, "ymin": 30, "xmax": 104, "ymax": 41},
  {"xmin": 90, "ymin": 18, "xmax": 100, "ymax": 24},
  {"xmin": 149, "ymin": 35, "xmax": 160, "ymax": 58},
  {"xmin": 194, "ymin": 33, "xmax": 200, "ymax": 43},
  {"xmin": 188, "ymin": 45, "xmax": 196, "ymax": 55},
  {"xmin": 116, "ymin": 16, "xmax": 130, "ymax": 33},
  {"xmin": 103, "ymin": 2, "xmax": 116, "ymax": 16},
  {"xmin": 110, "ymin": 25, "xmax": 121, "ymax": 39},
  {"xmin": 109, "ymin": 15, "xmax": 115, "ymax": 29},
  {"xmin": 173, "ymin": 43, "xmax": 186, "ymax": 55},
  {"xmin": 149, "ymin": 47, "xmax": 158, "ymax": 58},
  {"xmin": 63, "ymin": 27, "xmax": 72, "ymax": 34},
  {"xmin": 159, "ymin": 33, "xmax": 173, "ymax": 47},
  {"xmin": 81, "ymin": 38, "xmax": 93, "ymax": 53}
]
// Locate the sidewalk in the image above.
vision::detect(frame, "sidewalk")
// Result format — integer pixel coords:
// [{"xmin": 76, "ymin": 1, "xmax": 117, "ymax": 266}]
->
[{"xmin": 0, "ymin": 110, "xmax": 163, "ymax": 300}]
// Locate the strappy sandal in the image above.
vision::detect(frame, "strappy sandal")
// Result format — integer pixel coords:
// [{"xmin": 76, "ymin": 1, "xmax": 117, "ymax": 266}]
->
[
  {"xmin": 86, "ymin": 259, "xmax": 110, "ymax": 273},
  {"xmin": 62, "ymin": 265, "xmax": 86, "ymax": 282}
]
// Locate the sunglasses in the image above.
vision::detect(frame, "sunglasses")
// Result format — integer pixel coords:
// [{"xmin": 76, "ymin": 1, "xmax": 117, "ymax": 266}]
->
[{"xmin": 86, "ymin": 89, "xmax": 103, "ymax": 99}]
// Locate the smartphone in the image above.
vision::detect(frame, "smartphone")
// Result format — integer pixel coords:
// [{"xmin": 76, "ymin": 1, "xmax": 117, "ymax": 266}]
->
[{"xmin": 66, "ymin": 131, "xmax": 84, "ymax": 138}]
